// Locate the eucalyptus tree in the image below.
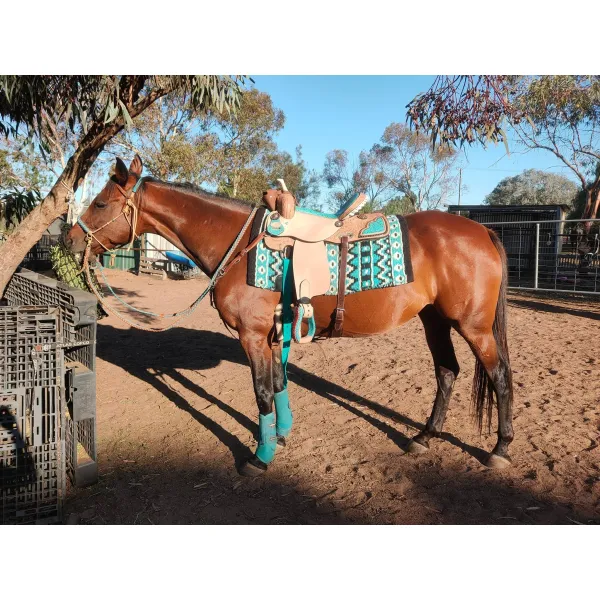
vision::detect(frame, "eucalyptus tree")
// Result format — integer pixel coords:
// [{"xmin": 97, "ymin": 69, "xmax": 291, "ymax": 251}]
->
[
  {"xmin": 407, "ymin": 76, "xmax": 600, "ymax": 224},
  {"xmin": 0, "ymin": 75, "xmax": 246, "ymax": 293}
]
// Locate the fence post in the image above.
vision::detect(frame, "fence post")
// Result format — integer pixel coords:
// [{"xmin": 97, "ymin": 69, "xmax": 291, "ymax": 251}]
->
[{"xmin": 534, "ymin": 223, "xmax": 540, "ymax": 289}]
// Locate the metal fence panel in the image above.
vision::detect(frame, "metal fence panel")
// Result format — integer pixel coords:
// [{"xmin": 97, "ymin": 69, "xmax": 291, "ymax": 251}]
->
[{"xmin": 480, "ymin": 218, "xmax": 600, "ymax": 295}]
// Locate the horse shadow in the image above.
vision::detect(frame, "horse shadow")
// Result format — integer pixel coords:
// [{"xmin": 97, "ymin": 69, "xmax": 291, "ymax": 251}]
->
[{"xmin": 96, "ymin": 325, "xmax": 487, "ymax": 465}]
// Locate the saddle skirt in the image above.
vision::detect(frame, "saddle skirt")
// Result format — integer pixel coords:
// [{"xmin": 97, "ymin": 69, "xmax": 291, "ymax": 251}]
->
[{"xmin": 247, "ymin": 207, "xmax": 413, "ymax": 299}]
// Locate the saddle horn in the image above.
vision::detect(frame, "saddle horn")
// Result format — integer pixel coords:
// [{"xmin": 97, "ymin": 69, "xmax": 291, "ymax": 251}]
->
[{"xmin": 263, "ymin": 180, "xmax": 297, "ymax": 219}]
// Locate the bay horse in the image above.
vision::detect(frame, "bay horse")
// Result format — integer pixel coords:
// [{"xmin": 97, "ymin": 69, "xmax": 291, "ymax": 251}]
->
[{"xmin": 65, "ymin": 155, "xmax": 514, "ymax": 475}]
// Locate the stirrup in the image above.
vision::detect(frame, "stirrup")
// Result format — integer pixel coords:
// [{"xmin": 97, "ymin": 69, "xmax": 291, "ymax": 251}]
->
[{"xmin": 292, "ymin": 301, "xmax": 316, "ymax": 344}]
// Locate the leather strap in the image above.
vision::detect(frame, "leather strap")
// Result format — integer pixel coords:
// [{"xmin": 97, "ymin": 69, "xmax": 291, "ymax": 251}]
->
[
  {"xmin": 216, "ymin": 231, "xmax": 266, "ymax": 279},
  {"xmin": 332, "ymin": 235, "xmax": 349, "ymax": 337}
]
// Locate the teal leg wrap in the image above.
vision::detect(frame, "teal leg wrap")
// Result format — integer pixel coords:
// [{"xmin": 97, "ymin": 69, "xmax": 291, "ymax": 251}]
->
[
  {"xmin": 255, "ymin": 412, "xmax": 277, "ymax": 464},
  {"xmin": 274, "ymin": 388, "xmax": 293, "ymax": 438}
]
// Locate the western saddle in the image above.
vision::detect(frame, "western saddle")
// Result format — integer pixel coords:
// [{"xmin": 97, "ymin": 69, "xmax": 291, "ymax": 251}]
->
[{"xmin": 261, "ymin": 181, "xmax": 390, "ymax": 343}]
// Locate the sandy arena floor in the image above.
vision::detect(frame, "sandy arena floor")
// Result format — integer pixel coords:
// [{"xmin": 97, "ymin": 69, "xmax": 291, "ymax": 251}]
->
[{"xmin": 66, "ymin": 270, "xmax": 600, "ymax": 524}]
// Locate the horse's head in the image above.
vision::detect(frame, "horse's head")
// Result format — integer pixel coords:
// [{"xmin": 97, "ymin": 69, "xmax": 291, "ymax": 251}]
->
[{"xmin": 65, "ymin": 155, "xmax": 143, "ymax": 254}]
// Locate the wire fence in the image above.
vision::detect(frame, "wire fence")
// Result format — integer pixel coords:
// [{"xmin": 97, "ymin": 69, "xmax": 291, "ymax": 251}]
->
[{"xmin": 479, "ymin": 218, "xmax": 600, "ymax": 295}]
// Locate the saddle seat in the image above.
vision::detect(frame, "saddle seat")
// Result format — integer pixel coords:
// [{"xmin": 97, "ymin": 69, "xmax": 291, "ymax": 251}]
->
[
  {"xmin": 262, "ymin": 192, "xmax": 388, "ymax": 248},
  {"xmin": 261, "ymin": 188, "xmax": 391, "ymax": 343}
]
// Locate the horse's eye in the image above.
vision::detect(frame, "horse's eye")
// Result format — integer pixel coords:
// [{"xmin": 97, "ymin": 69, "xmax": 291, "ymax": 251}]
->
[{"xmin": 95, "ymin": 201, "xmax": 107, "ymax": 209}]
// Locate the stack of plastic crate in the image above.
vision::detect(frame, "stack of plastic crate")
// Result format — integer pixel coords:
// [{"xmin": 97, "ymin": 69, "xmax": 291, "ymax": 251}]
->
[
  {"xmin": 0, "ymin": 306, "xmax": 65, "ymax": 524},
  {"xmin": 4, "ymin": 269, "xmax": 98, "ymax": 489}
]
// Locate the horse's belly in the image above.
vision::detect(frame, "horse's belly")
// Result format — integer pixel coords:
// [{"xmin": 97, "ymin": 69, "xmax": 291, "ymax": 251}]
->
[{"xmin": 311, "ymin": 283, "xmax": 428, "ymax": 338}]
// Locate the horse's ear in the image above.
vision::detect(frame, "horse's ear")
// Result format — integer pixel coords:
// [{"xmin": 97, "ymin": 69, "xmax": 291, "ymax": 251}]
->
[
  {"xmin": 129, "ymin": 154, "xmax": 143, "ymax": 179},
  {"xmin": 114, "ymin": 157, "xmax": 128, "ymax": 185}
]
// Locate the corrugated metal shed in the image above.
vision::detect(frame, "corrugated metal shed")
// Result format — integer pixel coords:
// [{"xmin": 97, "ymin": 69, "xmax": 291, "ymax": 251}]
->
[
  {"xmin": 100, "ymin": 238, "xmax": 140, "ymax": 271},
  {"xmin": 144, "ymin": 233, "xmax": 180, "ymax": 261}
]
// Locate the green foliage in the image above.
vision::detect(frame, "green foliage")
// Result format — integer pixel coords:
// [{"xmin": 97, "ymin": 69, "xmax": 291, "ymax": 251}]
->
[
  {"xmin": 324, "ymin": 122, "xmax": 461, "ymax": 213},
  {"xmin": 0, "ymin": 187, "xmax": 41, "ymax": 229},
  {"xmin": 407, "ymin": 76, "xmax": 522, "ymax": 150},
  {"xmin": 0, "ymin": 140, "xmax": 52, "ymax": 192},
  {"xmin": 519, "ymin": 76, "xmax": 600, "ymax": 126},
  {"xmin": 50, "ymin": 231, "xmax": 107, "ymax": 319},
  {"xmin": 0, "ymin": 76, "xmax": 247, "ymax": 200},
  {"xmin": 408, "ymin": 75, "xmax": 600, "ymax": 219},
  {"xmin": 206, "ymin": 88, "xmax": 285, "ymax": 201},
  {"xmin": 267, "ymin": 146, "xmax": 321, "ymax": 205},
  {"xmin": 110, "ymin": 93, "xmax": 212, "ymax": 183},
  {"xmin": 361, "ymin": 196, "xmax": 414, "ymax": 216},
  {"xmin": 0, "ymin": 76, "xmax": 246, "ymax": 148},
  {"xmin": 202, "ymin": 91, "xmax": 321, "ymax": 205},
  {"xmin": 0, "ymin": 149, "xmax": 15, "ymax": 187},
  {"xmin": 485, "ymin": 169, "xmax": 578, "ymax": 207}
]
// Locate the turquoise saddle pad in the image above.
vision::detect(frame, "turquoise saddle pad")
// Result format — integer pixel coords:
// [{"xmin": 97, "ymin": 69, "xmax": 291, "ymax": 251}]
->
[{"xmin": 246, "ymin": 208, "xmax": 414, "ymax": 295}]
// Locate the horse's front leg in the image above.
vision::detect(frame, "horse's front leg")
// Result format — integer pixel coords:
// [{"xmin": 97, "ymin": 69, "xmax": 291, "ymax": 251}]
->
[
  {"xmin": 272, "ymin": 342, "xmax": 293, "ymax": 446},
  {"xmin": 239, "ymin": 331, "xmax": 278, "ymax": 476}
]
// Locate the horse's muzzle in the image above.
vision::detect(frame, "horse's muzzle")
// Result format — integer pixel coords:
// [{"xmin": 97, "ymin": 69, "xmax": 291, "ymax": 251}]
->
[{"xmin": 63, "ymin": 224, "xmax": 87, "ymax": 253}]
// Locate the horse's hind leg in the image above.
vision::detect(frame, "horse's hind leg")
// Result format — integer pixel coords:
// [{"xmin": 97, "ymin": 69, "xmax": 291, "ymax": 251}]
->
[
  {"xmin": 458, "ymin": 325, "xmax": 514, "ymax": 469},
  {"xmin": 407, "ymin": 305, "xmax": 460, "ymax": 455}
]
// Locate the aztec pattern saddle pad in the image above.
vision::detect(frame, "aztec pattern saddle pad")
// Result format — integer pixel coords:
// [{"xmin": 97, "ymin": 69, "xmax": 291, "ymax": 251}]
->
[{"xmin": 247, "ymin": 208, "xmax": 414, "ymax": 295}]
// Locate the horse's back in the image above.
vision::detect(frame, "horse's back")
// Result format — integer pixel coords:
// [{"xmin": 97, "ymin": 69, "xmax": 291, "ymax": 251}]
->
[{"xmin": 311, "ymin": 210, "xmax": 504, "ymax": 336}]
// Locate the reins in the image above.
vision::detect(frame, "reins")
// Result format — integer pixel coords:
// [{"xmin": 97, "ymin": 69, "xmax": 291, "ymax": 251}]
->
[{"xmin": 78, "ymin": 179, "xmax": 260, "ymax": 332}]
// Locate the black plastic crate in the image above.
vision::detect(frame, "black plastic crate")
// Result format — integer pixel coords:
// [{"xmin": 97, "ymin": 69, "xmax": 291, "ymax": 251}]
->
[
  {"xmin": 64, "ymin": 359, "xmax": 98, "ymax": 486},
  {"xmin": 21, "ymin": 234, "xmax": 60, "ymax": 271},
  {"xmin": 63, "ymin": 322, "xmax": 96, "ymax": 372},
  {"xmin": 0, "ymin": 386, "xmax": 65, "ymax": 524},
  {"xmin": 0, "ymin": 441, "xmax": 64, "ymax": 524},
  {"xmin": 5, "ymin": 270, "xmax": 97, "ymax": 372},
  {"xmin": 5, "ymin": 269, "xmax": 97, "ymax": 337},
  {"xmin": 0, "ymin": 307, "xmax": 63, "ymax": 391},
  {"xmin": 4, "ymin": 273, "xmax": 98, "ymax": 488},
  {"xmin": 65, "ymin": 413, "xmax": 97, "ymax": 487}
]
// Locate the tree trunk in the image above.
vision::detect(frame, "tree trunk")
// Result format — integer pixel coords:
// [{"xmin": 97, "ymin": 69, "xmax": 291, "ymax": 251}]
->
[
  {"xmin": 232, "ymin": 173, "xmax": 239, "ymax": 198},
  {"xmin": 581, "ymin": 187, "xmax": 599, "ymax": 232},
  {"xmin": 0, "ymin": 82, "xmax": 170, "ymax": 296},
  {"xmin": 0, "ymin": 130, "xmax": 110, "ymax": 295},
  {"xmin": 0, "ymin": 183, "xmax": 70, "ymax": 293}
]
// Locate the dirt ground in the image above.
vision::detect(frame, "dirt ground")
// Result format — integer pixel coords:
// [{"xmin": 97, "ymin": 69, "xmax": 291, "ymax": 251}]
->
[{"xmin": 66, "ymin": 270, "xmax": 600, "ymax": 525}]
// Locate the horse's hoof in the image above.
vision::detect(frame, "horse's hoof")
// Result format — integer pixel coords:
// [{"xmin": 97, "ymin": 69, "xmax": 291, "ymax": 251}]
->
[
  {"xmin": 277, "ymin": 435, "xmax": 287, "ymax": 448},
  {"xmin": 406, "ymin": 440, "xmax": 429, "ymax": 455},
  {"xmin": 239, "ymin": 457, "xmax": 268, "ymax": 477},
  {"xmin": 485, "ymin": 453, "xmax": 511, "ymax": 470}
]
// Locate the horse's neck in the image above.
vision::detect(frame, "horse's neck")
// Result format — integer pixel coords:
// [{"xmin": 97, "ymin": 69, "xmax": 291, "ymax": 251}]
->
[{"xmin": 138, "ymin": 182, "xmax": 251, "ymax": 274}]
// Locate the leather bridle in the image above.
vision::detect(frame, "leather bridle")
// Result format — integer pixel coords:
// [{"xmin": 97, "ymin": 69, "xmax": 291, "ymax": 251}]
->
[{"xmin": 77, "ymin": 177, "xmax": 143, "ymax": 252}]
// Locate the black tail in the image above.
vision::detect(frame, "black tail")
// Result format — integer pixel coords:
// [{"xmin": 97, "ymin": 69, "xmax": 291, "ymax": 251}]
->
[{"xmin": 472, "ymin": 229, "xmax": 513, "ymax": 432}]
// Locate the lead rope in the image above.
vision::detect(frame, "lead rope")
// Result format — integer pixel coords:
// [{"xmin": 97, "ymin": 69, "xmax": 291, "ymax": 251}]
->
[{"xmin": 81, "ymin": 207, "xmax": 258, "ymax": 332}]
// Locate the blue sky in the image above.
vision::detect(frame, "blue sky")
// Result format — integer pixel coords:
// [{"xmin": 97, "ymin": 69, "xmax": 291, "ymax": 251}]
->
[{"xmin": 252, "ymin": 76, "xmax": 578, "ymax": 206}]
